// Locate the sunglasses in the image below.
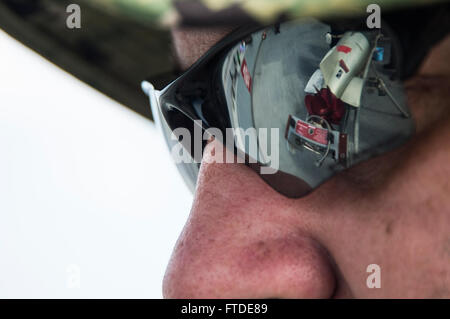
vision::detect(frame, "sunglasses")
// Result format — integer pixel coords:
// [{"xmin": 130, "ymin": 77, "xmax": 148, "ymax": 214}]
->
[{"xmin": 142, "ymin": 17, "xmax": 416, "ymax": 198}]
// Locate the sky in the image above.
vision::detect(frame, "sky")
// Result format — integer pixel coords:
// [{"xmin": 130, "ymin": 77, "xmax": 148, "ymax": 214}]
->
[{"xmin": 0, "ymin": 29, "xmax": 193, "ymax": 298}]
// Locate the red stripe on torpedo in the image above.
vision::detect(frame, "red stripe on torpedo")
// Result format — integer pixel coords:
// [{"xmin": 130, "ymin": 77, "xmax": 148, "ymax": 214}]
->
[
  {"xmin": 337, "ymin": 45, "xmax": 352, "ymax": 54},
  {"xmin": 339, "ymin": 59, "xmax": 350, "ymax": 73}
]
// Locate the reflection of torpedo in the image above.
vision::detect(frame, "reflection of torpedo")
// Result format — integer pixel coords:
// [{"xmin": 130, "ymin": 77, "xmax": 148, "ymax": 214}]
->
[
  {"xmin": 320, "ymin": 32, "xmax": 370, "ymax": 108},
  {"xmin": 318, "ymin": 31, "xmax": 410, "ymax": 155},
  {"xmin": 320, "ymin": 32, "xmax": 370, "ymax": 156},
  {"xmin": 304, "ymin": 32, "xmax": 371, "ymax": 157}
]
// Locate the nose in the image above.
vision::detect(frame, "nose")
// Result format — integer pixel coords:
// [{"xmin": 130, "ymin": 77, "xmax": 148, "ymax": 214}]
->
[{"xmin": 163, "ymin": 140, "xmax": 336, "ymax": 298}]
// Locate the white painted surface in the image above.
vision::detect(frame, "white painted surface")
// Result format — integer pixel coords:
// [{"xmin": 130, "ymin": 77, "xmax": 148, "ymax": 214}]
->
[{"xmin": 0, "ymin": 30, "xmax": 192, "ymax": 298}]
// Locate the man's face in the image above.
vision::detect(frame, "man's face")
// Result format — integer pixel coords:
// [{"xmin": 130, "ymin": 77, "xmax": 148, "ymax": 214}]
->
[{"xmin": 164, "ymin": 26, "xmax": 450, "ymax": 298}]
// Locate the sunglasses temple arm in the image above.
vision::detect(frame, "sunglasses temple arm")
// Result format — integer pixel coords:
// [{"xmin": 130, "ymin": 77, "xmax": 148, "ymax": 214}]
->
[{"xmin": 141, "ymin": 81, "xmax": 163, "ymax": 130}]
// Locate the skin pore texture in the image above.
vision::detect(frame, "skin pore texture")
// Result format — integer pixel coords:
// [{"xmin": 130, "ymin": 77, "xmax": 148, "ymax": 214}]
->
[{"xmin": 164, "ymin": 27, "xmax": 450, "ymax": 298}]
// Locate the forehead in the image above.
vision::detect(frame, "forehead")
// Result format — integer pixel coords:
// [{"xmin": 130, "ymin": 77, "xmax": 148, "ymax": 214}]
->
[{"xmin": 171, "ymin": 27, "xmax": 233, "ymax": 69}]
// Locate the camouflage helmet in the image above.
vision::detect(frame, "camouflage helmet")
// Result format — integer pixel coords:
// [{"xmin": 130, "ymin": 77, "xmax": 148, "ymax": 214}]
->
[
  {"xmin": 1, "ymin": 0, "xmax": 447, "ymax": 120},
  {"xmin": 86, "ymin": 0, "xmax": 449, "ymax": 28}
]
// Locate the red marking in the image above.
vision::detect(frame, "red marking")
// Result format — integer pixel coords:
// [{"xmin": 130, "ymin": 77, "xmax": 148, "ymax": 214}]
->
[
  {"xmin": 304, "ymin": 87, "xmax": 346, "ymax": 125},
  {"xmin": 339, "ymin": 133, "xmax": 348, "ymax": 164},
  {"xmin": 339, "ymin": 59, "xmax": 349, "ymax": 73},
  {"xmin": 240, "ymin": 59, "xmax": 252, "ymax": 93},
  {"xmin": 295, "ymin": 121, "xmax": 328, "ymax": 145},
  {"xmin": 337, "ymin": 45, "xmax": 352, "ymax": 54}
]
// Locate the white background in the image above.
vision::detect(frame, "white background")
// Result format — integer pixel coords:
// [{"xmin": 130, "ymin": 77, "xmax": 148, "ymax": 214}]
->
[{"xmin": 0, "ymin": 29, "xmax": 193, "ymax": 298}]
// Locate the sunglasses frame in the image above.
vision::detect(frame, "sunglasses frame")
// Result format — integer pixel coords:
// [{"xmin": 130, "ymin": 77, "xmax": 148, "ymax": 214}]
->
[{"xmin": 143, "ymin": 16, "xmax": 425, "ymax": 197}]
